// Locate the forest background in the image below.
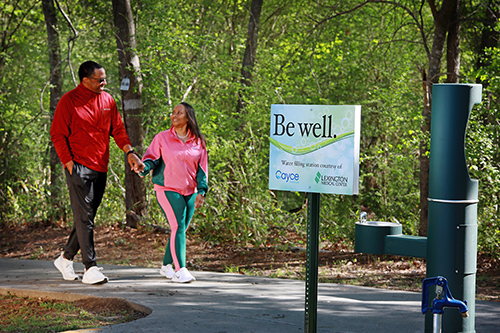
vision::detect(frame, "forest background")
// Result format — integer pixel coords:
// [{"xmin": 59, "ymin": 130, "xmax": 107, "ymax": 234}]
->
[{"xmin": 1, "ymin": 0, "xmax": 499, "ymax": 262}]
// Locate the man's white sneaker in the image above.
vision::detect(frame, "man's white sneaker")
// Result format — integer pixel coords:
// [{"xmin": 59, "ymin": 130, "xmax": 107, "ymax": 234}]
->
[
  {"xmin": 172, "ymin": 267, "xmax": 195, "ymax": 283},
  {"xmin": 160, "ymin": 264, "xmax": 175, "ymax": 279},
  {"xmin": 54, "ymin": 253, "xmax": 78, "ymax": 281},
  {"xmin": 82, "ymin": 266, "xmax": 108, "ymax": 285}
]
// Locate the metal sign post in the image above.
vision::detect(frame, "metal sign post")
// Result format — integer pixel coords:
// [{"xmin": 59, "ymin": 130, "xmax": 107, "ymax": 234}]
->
[
  {"xmin": 268, "ymin": 104, "xmax": 360, "ymax": 332},
  {"xmin": 305, "ymin": 192, "xmax": 320, "ymax": 332}
]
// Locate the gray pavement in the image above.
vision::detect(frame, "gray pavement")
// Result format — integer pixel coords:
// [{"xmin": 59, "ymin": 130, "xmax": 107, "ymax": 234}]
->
[{"xmin": 0, "ymin": 258, "xmax": 498, "ymax": 332}]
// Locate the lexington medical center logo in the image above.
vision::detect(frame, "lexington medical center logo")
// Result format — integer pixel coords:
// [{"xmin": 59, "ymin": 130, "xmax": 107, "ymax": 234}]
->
[{"xmin": 315, "ymin": 172, "xmax": 349, "ymax": 187}]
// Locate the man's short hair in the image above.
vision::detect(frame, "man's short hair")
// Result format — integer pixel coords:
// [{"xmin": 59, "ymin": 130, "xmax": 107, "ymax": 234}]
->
[{"xmin": 78, "ymin": 61, "xmax": 103, "ymax": 82}]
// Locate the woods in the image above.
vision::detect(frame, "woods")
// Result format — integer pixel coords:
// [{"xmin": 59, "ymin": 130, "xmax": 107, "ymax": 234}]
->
[{"xmin": 1, "ymin": 0, "xmax": 499, "ymax": 258}]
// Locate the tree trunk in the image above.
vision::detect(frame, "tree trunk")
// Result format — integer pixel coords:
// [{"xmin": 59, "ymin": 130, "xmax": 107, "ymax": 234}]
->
[
  {"xmin": 446, "ymin": 0, "xmax": 461, "ymax": 83},
  {"xmin": 42, "ymin": 0, "xmax": 64, "ymax": 222},
  {"xmin": 419, "ymin": 0, "xmax": 460, "ymax": 236},
  {"xmin": 112, "ymin": 0, "xmax": 146, "ymax": 228},
  {"xmin": 237, "ymin": 0, "xmax": 264, "ymax": 113}
]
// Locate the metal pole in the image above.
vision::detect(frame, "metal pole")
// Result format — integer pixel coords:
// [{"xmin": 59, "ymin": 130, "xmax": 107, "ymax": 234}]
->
[
  {"xmin": 305, "ymin": 192, "xmax": 320, "ymax": 333},
  {"xmin": 433, "ymin": 314, "xmax": 442, "ymax": 333}
]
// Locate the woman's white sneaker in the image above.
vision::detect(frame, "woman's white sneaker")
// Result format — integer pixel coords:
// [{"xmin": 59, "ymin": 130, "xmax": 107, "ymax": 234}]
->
[
  {"xmin": 160, "ymin": 264, "xmax": 175, "ymax": 279},
  {"xmin": 54, "ymin": 253, "xmax": 78, "ymax": 281},
  {"xmin": 82, "ymin": 266, "xmax": 108, "ymax": 285},
  {"xmin": 172, "ymin": 267, "xmax": 195, "ymax": 283}
]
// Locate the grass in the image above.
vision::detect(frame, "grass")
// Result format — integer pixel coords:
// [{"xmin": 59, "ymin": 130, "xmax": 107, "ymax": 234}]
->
[{"xmin": 0, "ymin": 292, "xmax": 146, "ymax": 332}]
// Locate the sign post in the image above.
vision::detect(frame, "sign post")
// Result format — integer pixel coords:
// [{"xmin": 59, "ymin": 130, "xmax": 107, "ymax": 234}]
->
[
  {"xmin": 269, "ymin": 104, "xmax": 361, "ymax": 331},
  {"xmin": 305, "ymin": 192, "xmax": 320, "ymax": 332}
]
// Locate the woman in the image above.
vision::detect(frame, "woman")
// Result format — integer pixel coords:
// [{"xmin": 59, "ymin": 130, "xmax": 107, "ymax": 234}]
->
[{"xmin": 137, "ymin": 102, "xmax": 208, "ymax": 283}]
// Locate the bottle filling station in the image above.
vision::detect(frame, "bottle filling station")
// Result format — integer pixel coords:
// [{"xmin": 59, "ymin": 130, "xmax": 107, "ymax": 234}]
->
[{"xmin": 355, "ymin": 83, "xmax": 482, "ymax": 333}]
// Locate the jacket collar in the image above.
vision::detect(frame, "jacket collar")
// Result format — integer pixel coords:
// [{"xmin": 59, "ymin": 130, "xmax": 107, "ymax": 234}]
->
[
  {"xmin": 76, "ymin": 83, "xmax": 101, "ymax": 98},
  {"xmin": 169, "ymin": 126, "xmax": 193, "ymax": 142}
]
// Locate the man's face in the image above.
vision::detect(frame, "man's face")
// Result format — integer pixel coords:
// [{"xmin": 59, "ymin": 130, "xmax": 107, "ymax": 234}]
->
[{"xmin": 83, "ymin": 68, "xmax": 107, "ymax": 94}]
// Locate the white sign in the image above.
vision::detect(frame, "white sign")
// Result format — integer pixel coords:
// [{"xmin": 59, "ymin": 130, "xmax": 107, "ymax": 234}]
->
[
  {"xmin": 120, "ymin": 77, "xmax": 130, "ymax": 91},
  {"xmin": 269, "ymin": 104, "xmax": 360, "ymax": 195}
]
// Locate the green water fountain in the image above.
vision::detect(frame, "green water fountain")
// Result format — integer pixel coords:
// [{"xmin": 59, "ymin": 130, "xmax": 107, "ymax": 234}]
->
[{"xmin": 355, "ymin": 83, "xmax": 482, "ymax": 332}]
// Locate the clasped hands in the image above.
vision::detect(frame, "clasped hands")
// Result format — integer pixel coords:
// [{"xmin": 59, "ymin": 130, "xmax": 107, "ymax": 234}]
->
[
  {"xmin": 126, "ymin": 149, "xmax": 204, "ymax": 208},
  {"xmin": 128, "ymin": 153, "xmax": 145, "ymax": 173}
]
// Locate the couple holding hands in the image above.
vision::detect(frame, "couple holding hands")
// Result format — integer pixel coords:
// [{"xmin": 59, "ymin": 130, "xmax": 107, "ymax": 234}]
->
[{"xmin": 51, "ymin": 61, "xmax": 207, "ymax": 285}]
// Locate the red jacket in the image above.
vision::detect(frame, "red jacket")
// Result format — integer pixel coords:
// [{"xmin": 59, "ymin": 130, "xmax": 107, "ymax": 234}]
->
[{"xmin": 50, "ymin": 84, "xmax": 131, "ymax": 172}]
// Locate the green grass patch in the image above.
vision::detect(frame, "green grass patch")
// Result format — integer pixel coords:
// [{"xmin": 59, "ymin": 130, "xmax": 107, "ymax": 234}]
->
[{"xmin": 0, "ymin": 292, "xmax": 147, "ymax": 332}]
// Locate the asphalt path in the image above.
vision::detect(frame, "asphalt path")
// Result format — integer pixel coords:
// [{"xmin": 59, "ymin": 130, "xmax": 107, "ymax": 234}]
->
[{"xmin": 1, "ymin": 258, "xmax": 498, "ymax": 332}]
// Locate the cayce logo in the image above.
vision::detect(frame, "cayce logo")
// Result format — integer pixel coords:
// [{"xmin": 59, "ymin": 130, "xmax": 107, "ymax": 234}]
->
[{"xmin": 275, "ymin": 170, "xmax": 300, "ymax": 183}]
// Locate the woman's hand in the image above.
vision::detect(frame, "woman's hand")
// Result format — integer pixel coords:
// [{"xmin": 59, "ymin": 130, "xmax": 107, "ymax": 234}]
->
[{"xmin": 195, "ymin": 193, "xmax": 205, "ymax": 208}]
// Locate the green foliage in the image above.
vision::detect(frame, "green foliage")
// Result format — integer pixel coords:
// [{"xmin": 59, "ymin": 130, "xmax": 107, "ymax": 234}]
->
[
  {"xmin": 194, "ymin": 128, "xmax": 304, "ymax": 246},
  {"xmin": 466, "ymin": 44, "xmax": 500, "ymax": 257},
  {"xmin": 1, "ymin": 0, "xmax": 499, "ymax": 260}
]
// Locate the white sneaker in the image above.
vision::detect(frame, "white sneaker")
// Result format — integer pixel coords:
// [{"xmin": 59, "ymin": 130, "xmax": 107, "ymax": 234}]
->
[
  {"xmin": 82, "ymin": 266, "xmax": 108, "ymax": 285},
  {"xmin": 172, "ymin": 267, "xmax": 195, "ymax": 283},
  {"xmin": 54, "ymin": 253, "xmax": 78, "ymax": 281},
  {"xmin": 160, "ymin": 264, "xmax": 175, "ymax": 279}
]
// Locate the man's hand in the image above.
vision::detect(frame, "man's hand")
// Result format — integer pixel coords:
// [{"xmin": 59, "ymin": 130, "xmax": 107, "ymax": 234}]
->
[
  {"xmin": 64, "ymin": 161, "xmax": 74, "ymax": 175},
  {"xmin": 127, "ymin": 153, "xmax": 144, "ymax": 173},
  {"xmin": 135, "ymin": 162, "xmax": 146, "ymax": 173},
  {"xmin": 123, "ymin": 145, "xmax": 144, "ymax": 173}
]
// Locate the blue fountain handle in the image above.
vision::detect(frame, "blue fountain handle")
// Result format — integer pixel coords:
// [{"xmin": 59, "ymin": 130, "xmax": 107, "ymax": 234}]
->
[{"xmin": 422, "ymin": 276, "xmax": 469, "ymax": 318}]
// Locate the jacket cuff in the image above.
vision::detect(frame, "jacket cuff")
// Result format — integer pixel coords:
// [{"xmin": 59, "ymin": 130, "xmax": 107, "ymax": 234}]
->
[{"xmin": 139, "ymin": 160, "xmax": 154, "ymax": 177}]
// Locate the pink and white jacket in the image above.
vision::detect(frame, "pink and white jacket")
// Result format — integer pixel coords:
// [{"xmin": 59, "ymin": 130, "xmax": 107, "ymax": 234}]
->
[{"xmin": 140, "ymin": 127, "xmax": 208, "ymax": 196}]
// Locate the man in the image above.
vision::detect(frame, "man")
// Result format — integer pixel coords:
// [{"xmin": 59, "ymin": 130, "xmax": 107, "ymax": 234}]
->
[{"xmin": 50, "ymin": 60, "xmax": 143, "ymax": 284}]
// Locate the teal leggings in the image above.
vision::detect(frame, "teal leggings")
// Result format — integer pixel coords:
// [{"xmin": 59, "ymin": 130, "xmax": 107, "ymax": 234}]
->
[{"xmin": 155, "ymin": 190, "xmax": 196, "ymax": 270}]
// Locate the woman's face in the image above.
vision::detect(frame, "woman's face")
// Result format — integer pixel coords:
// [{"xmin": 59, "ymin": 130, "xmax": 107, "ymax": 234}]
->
[{"xmin": 171, "ymin": 104, "xmax": 188, "ymax": 129}]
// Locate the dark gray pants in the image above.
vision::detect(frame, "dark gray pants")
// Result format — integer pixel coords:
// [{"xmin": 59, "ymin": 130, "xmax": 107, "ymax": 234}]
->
[{"xmin": 64, "ymin": 162, "xmax": 107, "ymax": 269}]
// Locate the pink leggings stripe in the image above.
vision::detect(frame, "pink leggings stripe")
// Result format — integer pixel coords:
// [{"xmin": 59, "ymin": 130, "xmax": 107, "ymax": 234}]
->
[{"xmin": 156, "ymin": 190, "xmax": 180, "ymax": 269}]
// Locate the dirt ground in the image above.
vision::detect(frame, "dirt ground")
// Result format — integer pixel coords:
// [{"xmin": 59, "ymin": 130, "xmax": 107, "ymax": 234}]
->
[
  {"xmin": 0, "ymin": 293, "xmax": 148, "ymax": 331},
  {"xmin": 1, "ymin": 221, "xmax": 499, "ymax": 317}
]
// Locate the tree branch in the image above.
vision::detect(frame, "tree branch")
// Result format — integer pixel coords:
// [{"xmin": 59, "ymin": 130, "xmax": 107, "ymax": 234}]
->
[
  {"xmin": 311, "ymin": 1, "xmax": 371, "ymax": 27},
  {"xmin": 278, "ymin": 0, "xmax": 432, "ymax": 77},
  {"xmin": 108, "ymin": 164, "xmax": 126, "ymax": 200},
  {"xmin": 40, "ymin": 0, "xmax": 80, "ymax": 114},
  {"xmin": 1, "ymin": 0, "xmax": 39, "ymax": 53},
  {"xmin": 163, "ymin": 73, "xmax": 172, "ymax": 108},
  {"xmin": 54, "ymin": 0, "xmax": 79, "ymax": 86},
  {"xmin": 182, "ymin": 76, "xmax": 198, "ymax": 102},
  {"xmin": 428, "ymin": 0, "xmax": 438, "ymax": 20}
]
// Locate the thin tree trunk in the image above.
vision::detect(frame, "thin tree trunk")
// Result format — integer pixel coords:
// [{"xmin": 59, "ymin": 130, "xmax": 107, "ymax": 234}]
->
[
  {"xmin": 419, "ymin": 0, "xmax": 459, "ymax": 236},
  {"xmin": 446, "ymin": 0, "xmax": 461, "ymax": 83},
  {"xmin": 112, "ymin": 0, "xmax": 146, "ymax": 228},
  {"xmin": 237, "ymin": 0, "xmax": 264, "ymax": 113},
  {"xmin": 42, "ymin": 0, "xmax": 64, "ymax": 222},
  {"xmin": 419, "ymin": 17, "xmax": 447, "ymax": 237}
]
